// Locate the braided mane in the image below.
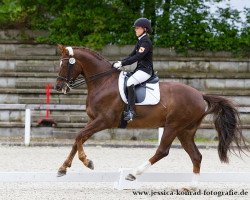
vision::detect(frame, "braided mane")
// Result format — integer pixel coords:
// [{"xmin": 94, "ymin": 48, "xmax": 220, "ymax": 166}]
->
[{"xmin": 74, "ymin": 47, "xmax": 110, "ymax": 64}]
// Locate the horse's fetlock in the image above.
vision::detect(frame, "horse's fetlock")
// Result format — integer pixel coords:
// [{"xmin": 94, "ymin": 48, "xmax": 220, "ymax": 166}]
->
[
  {"xmin": 58, "ymin": 166, "xmax": 67, "ymax": 173},
  {"xmin": 78, "ymin": 153, "xmax": 86, "ymax": 161}
]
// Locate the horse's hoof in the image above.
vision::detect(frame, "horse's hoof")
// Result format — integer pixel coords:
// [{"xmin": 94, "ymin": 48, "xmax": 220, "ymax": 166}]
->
[
  {"xmin": 181, "ymin": 187, "xmax": 197, "ymax": 192},
  {"xmin": 87, "ymin": 160, "xmax": 94, "ymax": 170},
  {"xmin": 57, "ymin": 171, "xmax": 66, "ymax": 177},
  {"xmin": 125, "ymin": 174, "xmax": 136, "ymax": 181}
]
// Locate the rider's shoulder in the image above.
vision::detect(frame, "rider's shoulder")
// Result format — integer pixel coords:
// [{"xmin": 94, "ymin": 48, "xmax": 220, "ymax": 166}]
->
[
  {"xmin": 140, "ymin": 36, "xmax": 152, "ymax": 46},
  {"xmin": 141, "ymin": 34, "xmax": 150, "ymax": 41}
]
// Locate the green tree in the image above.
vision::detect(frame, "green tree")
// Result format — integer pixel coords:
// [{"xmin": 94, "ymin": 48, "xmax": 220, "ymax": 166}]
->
[
  {"xmin": 155, "ymin": 0, "xmax": 213, "ymax": 52},
  {"xmin": 0, "ymin": 0, "xmax": 24, "ymax": 28},
  {"xmin": 0, "ymin": 0, "xmax": 249, "ymax": 55},
  {"xmin": 17, "ymin": 0, "xmax": 141, "ymax": 48},
  {"xmin": 143, "ymin": 0, "xmax": 156, "ymax": 35},
  {"xmin": 209, "ymin": 5, "xmax": 241, "ymax": 52}
]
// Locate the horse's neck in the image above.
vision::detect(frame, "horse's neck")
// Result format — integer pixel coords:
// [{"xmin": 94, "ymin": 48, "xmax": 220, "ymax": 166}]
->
[
  {"xmin": 77, "ymin": 49, "xmax": 117, "ymax": 91},
  {"xmin": 79, "ymin": 50, "xmax": 111, "ymax": 79}
]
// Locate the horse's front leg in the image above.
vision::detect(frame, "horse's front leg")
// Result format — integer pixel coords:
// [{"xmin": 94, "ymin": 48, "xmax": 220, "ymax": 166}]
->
[
  {"xmin": 57, "ymin": 142, "xmax": 77, "ymax": 176},
  {"xmin": 57, "ymin": 118, "xmax": 107, "ymax": 176}
]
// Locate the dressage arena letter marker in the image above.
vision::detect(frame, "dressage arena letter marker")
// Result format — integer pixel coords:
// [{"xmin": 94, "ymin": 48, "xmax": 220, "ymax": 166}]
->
[{"xmin": 114, "ymin": 168, "xmax": 140, "ymax": 190}]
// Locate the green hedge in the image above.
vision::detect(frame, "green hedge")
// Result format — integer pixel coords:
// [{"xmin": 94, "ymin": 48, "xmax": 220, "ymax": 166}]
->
[{"xmin": 0, "ymin": 0, "xmax": 249, "ymax": 56}]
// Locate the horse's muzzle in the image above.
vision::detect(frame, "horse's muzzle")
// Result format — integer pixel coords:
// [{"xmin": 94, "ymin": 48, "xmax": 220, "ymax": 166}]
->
[{"xmin": 55, "ymin": 82, "xmax": 70, "ymax": 94}]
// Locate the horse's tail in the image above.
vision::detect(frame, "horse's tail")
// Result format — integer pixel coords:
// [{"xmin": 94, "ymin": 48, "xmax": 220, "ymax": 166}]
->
[{"xmin": 202, "ymin": 94, "xmax": 249, "ymax": 163}]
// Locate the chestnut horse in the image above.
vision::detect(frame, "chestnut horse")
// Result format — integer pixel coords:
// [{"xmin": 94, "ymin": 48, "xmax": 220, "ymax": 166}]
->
[{"xmin": 55, "ymin": 45, "xmax": 248, "ymax": 181}]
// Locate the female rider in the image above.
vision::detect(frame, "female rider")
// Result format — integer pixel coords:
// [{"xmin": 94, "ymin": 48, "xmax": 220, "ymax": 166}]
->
[{"xmin": 113, "ymin": 18, "xmax": 154, "ymax": 121}]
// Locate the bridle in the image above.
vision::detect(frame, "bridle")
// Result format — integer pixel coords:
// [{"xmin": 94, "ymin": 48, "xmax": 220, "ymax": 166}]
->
[
  {"xmin": 57, "ymin": 56, "xmax": 116, "ymax": 89},
  {"xmin": 57, "ymin": 57, "xmax": 76, "ymax": 85}
]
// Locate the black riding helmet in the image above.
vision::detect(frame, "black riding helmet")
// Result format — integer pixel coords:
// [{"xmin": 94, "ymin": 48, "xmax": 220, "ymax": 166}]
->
[{"xmin": 133, "ymin": 18, "xmax": 152, "ymax": 33}]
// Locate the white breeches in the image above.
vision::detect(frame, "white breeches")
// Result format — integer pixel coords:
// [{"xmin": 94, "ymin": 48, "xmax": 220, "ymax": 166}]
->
[{"xmin": 126, "ymin": 70, "xmax": 151, "ymax": 87}]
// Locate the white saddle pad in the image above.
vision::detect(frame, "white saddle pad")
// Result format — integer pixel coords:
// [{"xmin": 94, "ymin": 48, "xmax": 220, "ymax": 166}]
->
[{"xmin": 118, "ymin": 72, "xmax": 160, "ymax": 105}]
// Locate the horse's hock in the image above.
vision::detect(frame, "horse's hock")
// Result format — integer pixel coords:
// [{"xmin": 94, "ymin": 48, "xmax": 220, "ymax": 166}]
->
[{"xmin": 0, "ymin": 29, "xmax": 250, "ymax": 141}]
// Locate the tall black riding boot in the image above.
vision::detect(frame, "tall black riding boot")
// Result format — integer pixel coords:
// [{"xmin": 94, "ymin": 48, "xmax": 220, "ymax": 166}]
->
[{"xmin": 124, "ymin": 85, "xmax": 136, "ymax": 121}]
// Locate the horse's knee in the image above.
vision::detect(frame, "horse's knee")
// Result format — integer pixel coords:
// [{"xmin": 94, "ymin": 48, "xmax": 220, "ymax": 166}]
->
[
  {"xmin": 75, "ymin": 134, "xmax": 82, "ymax": 143},
  {"xmin": 72, "ymin": 142, "xmax": 77, "ymax": 150}
]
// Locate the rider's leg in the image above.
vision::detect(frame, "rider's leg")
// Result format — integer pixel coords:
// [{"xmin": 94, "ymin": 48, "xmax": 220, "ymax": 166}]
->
[
  {"xmin": 127, "ymin": 70, "xmax": 151, "ymax": 87},
  {"xmin": 124, "ymin": 70, "xmax": 151, "ymax": 121},
  {"xmin": 124, "ymin": 84, "xmax": 136, "ymax": 121}
]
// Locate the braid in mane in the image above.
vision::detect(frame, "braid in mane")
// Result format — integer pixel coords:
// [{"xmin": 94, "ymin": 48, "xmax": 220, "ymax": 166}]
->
[{"xmin": 74, "ymin": 47, "xmax": 110, "ymax": 65}]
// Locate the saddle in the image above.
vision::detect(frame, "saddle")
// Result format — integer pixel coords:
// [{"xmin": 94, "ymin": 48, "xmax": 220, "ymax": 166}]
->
[{"xmin": 118, "ymin": 71, "xmax": 160, "ymax": 105}]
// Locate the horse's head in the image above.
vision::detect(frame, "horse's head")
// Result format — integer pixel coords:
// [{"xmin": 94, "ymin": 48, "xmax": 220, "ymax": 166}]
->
[{"xmin": 55, "ymin": 45, "xmax": 83, "ymax": 94}]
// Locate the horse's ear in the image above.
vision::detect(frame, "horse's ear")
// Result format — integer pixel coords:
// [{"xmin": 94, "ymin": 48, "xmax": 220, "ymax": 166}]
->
[{"xmin": 57, "ymin": 44, "xmax": 66, "ymax": 55}]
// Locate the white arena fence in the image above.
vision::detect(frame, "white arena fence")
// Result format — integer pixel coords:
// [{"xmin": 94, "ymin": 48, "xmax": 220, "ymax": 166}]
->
[
  {"xmin": 0, "ymin": 104, "xmax": 171, "ymax": 146},
  {"xmin": 1, "ymin": 104, "xmax": 250, "ymax": 190},
  {"xmin": 0, "ymin": 169, "xmax": 250, "ymax": 190},
  {"xmin": 0, "ymin": 104, "xmax": 250, "ymax": 146},
  {"xmin": 0, "ymin": 104, "xmax": 85, "ymax": 146}
]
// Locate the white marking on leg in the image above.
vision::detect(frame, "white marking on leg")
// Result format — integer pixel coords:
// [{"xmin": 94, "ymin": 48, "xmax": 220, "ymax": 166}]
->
[
  {"xmin": 66, "ymin": 47, "xmax": 74, "ymax": 56},
  {"xmin": 191, "ymin": 173, "xmax": 200, "ymax": 188},
  {"xmin": 131, "ymin": 161, "xmax": 151, "ymax": 177}
]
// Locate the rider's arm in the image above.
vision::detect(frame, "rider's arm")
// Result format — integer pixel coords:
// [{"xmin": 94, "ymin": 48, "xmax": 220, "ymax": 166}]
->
[{"xmin": 128, "ymin": 47, "xmax": 137, "ymax": 57}]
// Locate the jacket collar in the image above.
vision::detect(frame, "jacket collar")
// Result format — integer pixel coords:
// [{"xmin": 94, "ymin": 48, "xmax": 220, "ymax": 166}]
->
[{"xmin": 138, "ymin": 33, "xmax": 147, "ymax": 40}]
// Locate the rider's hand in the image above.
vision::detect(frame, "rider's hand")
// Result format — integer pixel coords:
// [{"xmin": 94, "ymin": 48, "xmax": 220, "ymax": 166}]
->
[{"xmin": 113, "ymin": 61, "xmax": 122, "ymax": 70}]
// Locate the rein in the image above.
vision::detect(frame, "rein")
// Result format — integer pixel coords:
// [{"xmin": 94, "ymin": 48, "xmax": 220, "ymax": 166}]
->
[
  {"xmin": 57, "ymin": 57, "xmax": 116, "ymax": 89},
  {"xmin": 71, "ymin": 68, "xmax": 116, "ymax": 88}
]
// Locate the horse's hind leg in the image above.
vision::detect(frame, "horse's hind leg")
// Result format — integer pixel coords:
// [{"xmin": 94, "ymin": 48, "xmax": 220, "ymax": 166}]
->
[
  {"xmin": 126, "ymin": 126, "xmax": 177, "ymax": 181},
  {"xmin": 178, "ymin": 129, "xmax": 202, "ymax": 174},
  {"xmin": 177, "ymin": 126, "xmax": 202, "ymax": 185}
]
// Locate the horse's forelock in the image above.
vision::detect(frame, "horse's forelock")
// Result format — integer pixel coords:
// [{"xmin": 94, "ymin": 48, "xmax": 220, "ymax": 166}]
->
[{"xmin": 57, "ymin": 44, "xmax": 68, "ymax": 56}]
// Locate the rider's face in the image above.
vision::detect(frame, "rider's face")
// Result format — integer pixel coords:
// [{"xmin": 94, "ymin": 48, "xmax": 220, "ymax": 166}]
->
[{"xmin": 135, "ymin": 26, "xmax": 145, "ymax": 37}]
